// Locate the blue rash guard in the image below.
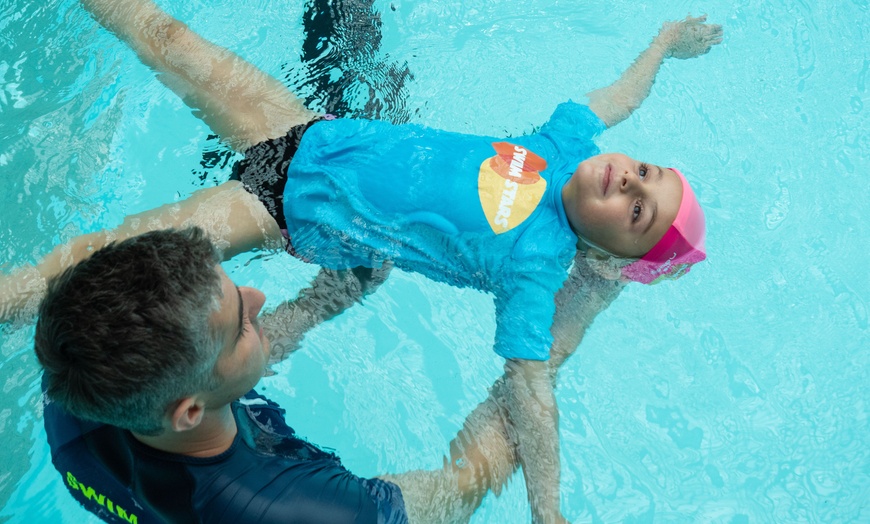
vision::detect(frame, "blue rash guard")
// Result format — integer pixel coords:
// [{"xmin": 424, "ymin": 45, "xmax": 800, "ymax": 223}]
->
[
  {"xmin": 284, "ymin": 101, "xmax": 606, "ymax": 360},
  {"xmin": 44, "ymin": 386, "xmax": 407, "ymax": 524}
]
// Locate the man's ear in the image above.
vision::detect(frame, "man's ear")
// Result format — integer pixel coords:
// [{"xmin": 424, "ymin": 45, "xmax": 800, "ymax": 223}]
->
[{"xmin": 169, "ymin": 396, "xmax": 206, "ymax": 432}]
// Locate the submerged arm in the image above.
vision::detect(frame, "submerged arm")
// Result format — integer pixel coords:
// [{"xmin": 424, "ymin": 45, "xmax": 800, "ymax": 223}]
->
[
  {"xmin": 263, "ymin": 265, "xmax": 392, "ymax": 363},
  {"xmin": 549, "ymin": 254, "xmax": 626, "ymax": 370},
  {"xmin": 587, "ymin": 15, "xmax": 723, "ymax": 127},
  {"xmin": 503, "ymin": 358, "xmax": 565, "ymax": 524},
  {"xmin": 500, "ymin": 257, "xmax": 626, "ymax": 523},
  {"xmin": 0, "ymin": 182, "xmax": 282, "ymax": 324},
  {"xmin": 380, "ymin": 258, "xmax": 624, "ymax": 522}
]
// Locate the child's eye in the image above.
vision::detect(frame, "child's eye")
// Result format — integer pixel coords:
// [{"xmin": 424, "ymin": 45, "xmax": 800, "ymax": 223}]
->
[
  {"xmin": 632, "ymin": 201, "xmax": 643, "ymax": 222},
  {"xmin": 639, "ymin": 163, "xmax": 649, "ymax": 179}
]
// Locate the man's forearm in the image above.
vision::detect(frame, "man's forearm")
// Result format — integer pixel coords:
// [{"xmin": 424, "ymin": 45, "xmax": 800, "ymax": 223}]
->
[
  {"xmin": 504, "ymin": 358, "xmax": 563, "ymax": 524},
  {"xmin": 0, "ymin": 228, "xmax": 115, "ymax": 324},
  {"xmin": 0, "ymin": 267, "xmax": 46, "ymax": 324},
  {"xmin": 263, "ymin": 266, "xmax": 390, "ymax": 362}
]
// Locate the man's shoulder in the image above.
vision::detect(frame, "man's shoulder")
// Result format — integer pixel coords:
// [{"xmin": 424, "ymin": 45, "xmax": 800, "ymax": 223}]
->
[{"xmin": 44, "ymin": 389, "xmax": 394, "ymax": 523}]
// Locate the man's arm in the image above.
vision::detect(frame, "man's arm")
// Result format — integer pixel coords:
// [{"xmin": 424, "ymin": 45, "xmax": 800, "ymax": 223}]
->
[
  {"xmin": 0, "ymin": 181, "xmax": 282, "ymax": 325},
  {"xmin": 263, "ymin": 265, "xmax": 392, "ymax": 364},
  {"xmin": 587, "ymin": 15, "xmax": 723, "ymax": 127}
]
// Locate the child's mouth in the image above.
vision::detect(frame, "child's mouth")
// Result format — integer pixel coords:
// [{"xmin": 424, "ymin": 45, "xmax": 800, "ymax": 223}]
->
[{"xmin": 602, "ymin": 164, "xmax": 612, "ymax": 196}]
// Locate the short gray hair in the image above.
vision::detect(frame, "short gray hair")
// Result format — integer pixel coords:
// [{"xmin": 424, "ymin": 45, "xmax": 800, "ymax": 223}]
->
[{"xmin": 35, "ymin": 227, "xmax": 225, "ymax": 435}]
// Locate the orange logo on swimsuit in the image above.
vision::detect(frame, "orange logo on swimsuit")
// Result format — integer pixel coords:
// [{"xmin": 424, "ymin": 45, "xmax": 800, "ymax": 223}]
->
[{"xmin": 478, "ymin": 142, "xmax": 548, "ymax": 234}]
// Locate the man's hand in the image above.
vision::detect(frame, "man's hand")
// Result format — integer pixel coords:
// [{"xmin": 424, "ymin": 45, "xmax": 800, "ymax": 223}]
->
[{"xmin": 657, "ymin": 14, "xmax": 723, "ymax": 60}]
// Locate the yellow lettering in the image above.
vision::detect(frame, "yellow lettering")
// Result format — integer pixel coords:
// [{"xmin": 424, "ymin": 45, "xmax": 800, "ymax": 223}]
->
[
  {"xmin": 80, "ymin": 485, "xmax": 105, "ymax": 506},
  {"xmin": 116, "ymin": 507, "xmax": 138, "ymax": 524},
  {"xmin": 63, "ymin": 471, "xmax": 138, "ymax": 524},
  {"xmin": 66, "ymin": 472, "xmax": 79, "ymax": 490}
]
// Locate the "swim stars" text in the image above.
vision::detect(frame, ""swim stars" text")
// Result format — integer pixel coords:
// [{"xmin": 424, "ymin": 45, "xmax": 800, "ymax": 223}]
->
[{"xmin": 494, "ymin": 145, "xmax": 528, "ymax": 229}]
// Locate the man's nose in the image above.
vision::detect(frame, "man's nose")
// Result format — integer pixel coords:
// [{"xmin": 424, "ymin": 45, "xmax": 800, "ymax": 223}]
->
[{"xmin": 241, "ymin": 286, "xmax": 266, "ymax": 316}]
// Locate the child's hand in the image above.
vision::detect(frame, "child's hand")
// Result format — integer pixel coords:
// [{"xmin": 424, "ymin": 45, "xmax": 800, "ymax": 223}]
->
[{"xmin": 658, "ymin": 14, "xmax": 723, "ymax": 60}]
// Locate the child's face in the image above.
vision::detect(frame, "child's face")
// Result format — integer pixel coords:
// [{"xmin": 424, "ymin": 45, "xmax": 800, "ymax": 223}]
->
[{"xmin": 562, "ymin": 153, "xmax": 683, "ymax": 258}]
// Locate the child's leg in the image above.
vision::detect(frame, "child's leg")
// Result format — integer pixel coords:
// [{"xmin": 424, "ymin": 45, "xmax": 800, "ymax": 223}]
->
[{"xmin": 81, "ymin": 0, "xmax": 317, "ymax": 151}]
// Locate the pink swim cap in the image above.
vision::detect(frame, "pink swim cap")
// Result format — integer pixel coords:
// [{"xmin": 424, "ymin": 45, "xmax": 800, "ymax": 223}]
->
[{"xmin": 621, "ymin": 168, "xmax": 706, "ymax": 284}]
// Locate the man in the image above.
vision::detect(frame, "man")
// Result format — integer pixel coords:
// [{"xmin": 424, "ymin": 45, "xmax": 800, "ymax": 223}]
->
[{"xmin": 37, "ymin": 227, "xmax": 622, "ymax": 523}]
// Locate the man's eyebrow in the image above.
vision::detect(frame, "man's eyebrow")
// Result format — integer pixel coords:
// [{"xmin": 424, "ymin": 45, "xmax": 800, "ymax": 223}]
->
[{"xmin": 233, "ymin": 285, "xmax": 244, "ymax": 345}]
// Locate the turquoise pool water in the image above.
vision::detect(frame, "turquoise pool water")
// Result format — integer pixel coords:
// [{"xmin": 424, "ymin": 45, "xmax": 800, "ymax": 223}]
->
[{"xmin": 1, "ymin": 0, "xmax": 867, "ymax": 522}]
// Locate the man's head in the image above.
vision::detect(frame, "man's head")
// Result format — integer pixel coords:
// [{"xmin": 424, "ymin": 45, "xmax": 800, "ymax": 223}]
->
[
  {"xmin": 35, "ymin": 227, "xmax": 268, "ymax": 435},
  {"xmin": 562, "ymin": 153, "xmax": 706, "ymax": 283}
]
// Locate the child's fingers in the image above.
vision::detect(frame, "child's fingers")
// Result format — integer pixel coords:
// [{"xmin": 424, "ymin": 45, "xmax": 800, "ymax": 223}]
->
[{"xmin": 703, "ymin": 25, "xmax": 723, "ymax": 39}]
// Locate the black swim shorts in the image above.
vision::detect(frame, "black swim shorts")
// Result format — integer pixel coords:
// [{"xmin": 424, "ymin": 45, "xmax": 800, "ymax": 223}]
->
[{"xmin": 230, "ymin": 117, "xmax": 329, "ymax": 231}]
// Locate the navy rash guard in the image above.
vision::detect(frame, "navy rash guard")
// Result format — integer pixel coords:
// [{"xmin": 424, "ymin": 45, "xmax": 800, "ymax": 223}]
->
[{"xmin": 44, "ymin": 386, "xmax": 407, "ymax": 524}]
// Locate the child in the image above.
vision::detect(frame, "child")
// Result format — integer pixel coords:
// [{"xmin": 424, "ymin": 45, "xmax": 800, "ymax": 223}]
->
[{"xmin": 5, "ymin": 0, "xmax": 721, "ymax": 521}]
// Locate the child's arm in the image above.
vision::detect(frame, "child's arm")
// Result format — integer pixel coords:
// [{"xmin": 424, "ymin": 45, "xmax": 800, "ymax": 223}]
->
[
  {"xmin": 379, "ymin": 263, "xmax": 624, "ymax": 523},
  {"xmin": 499, "ymin": 259, "xmax": 626, "ymax": 523},
  {"xmin": 587, "ymin": 15, "xmax": 723, "ymax": 128},
  {"xmin": 502, "ymin": 358, "xmax": 566, "ymax": 524},
  {"xmin": 491, "ymin": 291, "xmax": 571, "ymax": 522}
]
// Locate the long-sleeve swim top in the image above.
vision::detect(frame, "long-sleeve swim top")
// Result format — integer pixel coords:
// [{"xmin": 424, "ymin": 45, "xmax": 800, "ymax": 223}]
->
[
  {"xmin": 285, "ymin": 101, "xmax": 606, "ymax": 360},
  {"xmin": 44, "ymin": 386, "xmax": 407, "ymax": 524}
]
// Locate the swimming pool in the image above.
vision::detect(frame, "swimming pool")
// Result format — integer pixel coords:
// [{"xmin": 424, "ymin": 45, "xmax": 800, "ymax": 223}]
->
[{"xmin": 1, "ymin": 0, "xmax": 867, "ymax": 521}]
